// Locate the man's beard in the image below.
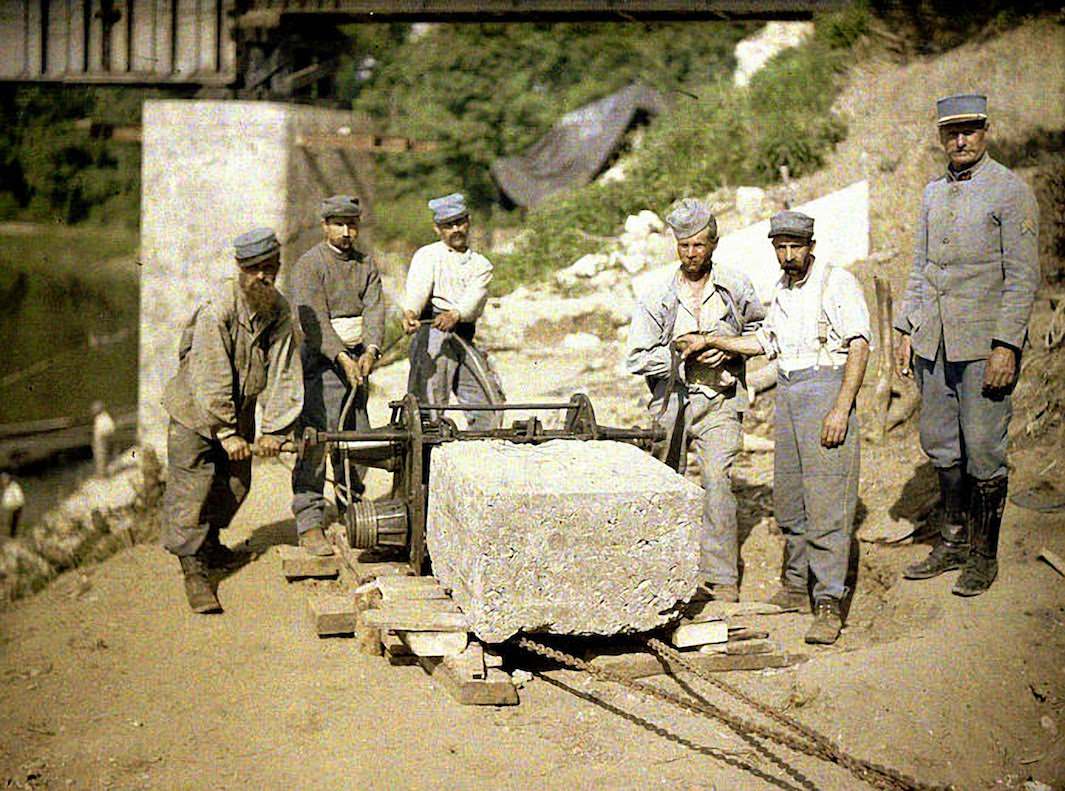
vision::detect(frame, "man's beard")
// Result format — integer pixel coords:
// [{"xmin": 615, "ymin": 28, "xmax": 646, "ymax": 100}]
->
[{"xmin": 241, "ymin": 278, "xmax": 279, "ymax": 318}]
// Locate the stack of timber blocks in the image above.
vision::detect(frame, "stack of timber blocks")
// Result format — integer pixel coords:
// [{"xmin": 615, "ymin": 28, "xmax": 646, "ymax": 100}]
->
[{"xmin": 427, "ymin": 439, "xmax": 703, "ymax": 643}]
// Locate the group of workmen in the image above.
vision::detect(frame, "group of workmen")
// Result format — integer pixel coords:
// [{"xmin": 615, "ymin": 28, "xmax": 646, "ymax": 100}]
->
[{"xmin": 160, "ymin": 92, "xmax": 1039, "ymax": 647}]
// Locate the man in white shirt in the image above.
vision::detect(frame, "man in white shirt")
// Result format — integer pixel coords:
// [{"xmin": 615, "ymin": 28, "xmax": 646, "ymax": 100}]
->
[
  {"xmin": 1, "ymin": 472, "xmax": 25, "ymax": 538},
  {"xmin": 686, "ymin": 211, "xmax": 871, "ymax": 644},
  {"xmin": 403, "ymin": 193, "xmax": 503, "ymax": 429}
]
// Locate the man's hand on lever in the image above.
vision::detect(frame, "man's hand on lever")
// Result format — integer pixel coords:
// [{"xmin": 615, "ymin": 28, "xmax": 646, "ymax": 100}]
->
[
  {"xmin": 221, "ymin": 435, "xmax": 252, "ymax": 461},
  {"xmin": 432, "ymin": 309, "xmax": 461, "ymax": 332}
]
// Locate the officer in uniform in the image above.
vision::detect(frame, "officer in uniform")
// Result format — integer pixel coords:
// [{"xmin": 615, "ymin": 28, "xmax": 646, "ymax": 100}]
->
[
  {"xmin": 896, "ymin": 94, "xmax": 1040, "ymax": 596},
  {"xmin": 626, "ymin": 198, "xmax": 765, "ymax": 603},
  {"xmin": 289, "ymin": 195, "xmax": 385, "ymax": 556},
  {"xmin": 162, "ymin": 228, "xmax": 303, "ymax": 613},
  {"xmin": 690, "ymin": 211, "xmax": 871, "ymax": 644}
]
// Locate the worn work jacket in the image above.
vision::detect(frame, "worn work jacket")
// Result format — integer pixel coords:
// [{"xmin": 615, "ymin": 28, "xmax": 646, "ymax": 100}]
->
[
  {"xmin": 163, "ymin": 279, "xmax": 304, "ymax": 441},
  {"xmin": 626, "ymin": 262, "xmax": 765, "ymax": 411},
  {"xmin": 895, "ymin": 155, "xmax": 1040, "ymax": 362},
  {"xmin": 287, "ymin": 241, "xmax": 386, "ymax": 367}
]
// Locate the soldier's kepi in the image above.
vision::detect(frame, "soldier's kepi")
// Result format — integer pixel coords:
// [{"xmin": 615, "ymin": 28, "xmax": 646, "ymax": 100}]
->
[
  {"xmin": 161, "ymin": 228, "xmax": 303, "ymax": 613},
  {"xmin": 896, "ymin": 93, "xmax": 1040, "ymax": 596}
]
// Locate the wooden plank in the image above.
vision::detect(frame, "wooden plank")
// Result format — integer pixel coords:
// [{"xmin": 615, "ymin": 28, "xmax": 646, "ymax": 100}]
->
[
  {"xmin": 418, "ymin": 657, "xmax": 518, "ymax": 706},
  {"xmin": 589, "ymin": 650, "xmax": 804, "ymax": 679},
  {"xmin": 278, "ymin": 544, "xmax": 339, "ymax": 580},
  {"xmin": 377, "ymin": 576, "xmax": 447, "ymax": 602},
  {"xmin": 670, "ymin": 619, "xmax": 729, "ymax": 649},
  {"xmin": 684, "ymin": 601, "xmax": 784, "ymax": 620},
  {"xmin": 362, "ymin": 606, "xmax": 470, "ymax": 632},
  {"xmin": 307, "ymin": 593, "xmax": 357, "ymax": 636},
  {"xmin": 446, "ymin": 642, "xmax": 485, "ymax": 679},
  {"xmin": 727, "ymin": 627, "xmax": 770, "ymax": 642},
  {"xmin": 354, "ymin": 588, "xmax": 383, "ymax": 656},
  {"xmin": 700, "ymin": 640, "xmax": 773, "ymax": 656},
  {"xmin": 397, "ymin": 630, "xmax": 468, "ymax": 657}
]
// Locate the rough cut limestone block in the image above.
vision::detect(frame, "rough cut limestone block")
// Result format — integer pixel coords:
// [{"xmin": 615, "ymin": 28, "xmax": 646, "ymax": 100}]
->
[{"xmin": 426, "ymin": 439, "xmax": 702, "ymax": 643}]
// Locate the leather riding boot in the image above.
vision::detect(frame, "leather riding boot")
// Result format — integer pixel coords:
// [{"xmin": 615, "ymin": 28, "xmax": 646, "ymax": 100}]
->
[
  {"xmin": 179, "ymin": 554, "xmax": 222, "ymax": 613},
  {"xmin": 953, "ymin": 477, "xmax": 1007, "ymax": 597},
  {"xmin": 903, "ymin": 465, "xmax": 969, "ymax": 580}
]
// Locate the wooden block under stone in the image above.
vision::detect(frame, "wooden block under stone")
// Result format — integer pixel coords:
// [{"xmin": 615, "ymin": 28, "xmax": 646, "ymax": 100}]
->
[
  {"xmin": 382, "ymin": 633, "xmax": 418, "ymax": 666},
  {"xmin": 397, "ymin": 630, "xmax": 469, "ymax": 657},
  {"xmin": 418, "ymin": 657, "xmax": 518, "ymax": 706},
  {"xmin": 308, "ymin": 593, "xmax": 357, "ymax": 636},
  {"xmin": 589, "ymin": 649, "xmax": 803, "ymax": 679},
  {"xmin": 427, "ymin": 439, "xmax": 703, "ymax": 642},
  {"xmin": 670, "ymin": 619, "xmax": 729, "ymax": 648},
  {"xmin": 377, "ymin": 575, "xmax": 448, "ymax": 601},
  {"xmin": 363, "ymin": 604, "xmax": 471, "ymax": 632},
  {"xmin": 278, "ymin": 545, "xmax": 339, "ymax": 579}
]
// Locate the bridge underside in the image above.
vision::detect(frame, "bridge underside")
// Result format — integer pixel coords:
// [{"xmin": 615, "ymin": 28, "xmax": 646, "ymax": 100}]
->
[{"xmin": 1, "ymin": 0, "xmax": 839, "ymax": 96}]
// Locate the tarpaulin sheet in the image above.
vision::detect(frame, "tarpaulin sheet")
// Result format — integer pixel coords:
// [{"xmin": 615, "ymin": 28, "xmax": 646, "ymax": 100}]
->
[{"xmin": 491, "ymin": 83, "xmax": 666, "ymax": 208}]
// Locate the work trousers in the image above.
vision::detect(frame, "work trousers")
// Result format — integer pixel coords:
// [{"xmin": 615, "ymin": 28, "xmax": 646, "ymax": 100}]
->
[
  {"xmin": 161, "ymin": 418, "xmax": 252, "ymax": 557},
  {"xmin": 650, "ymin": 382, "xmax": 742, "ymax": 585},
  {"xmin": 292, "ymin": 354, "xmax": 371, "ymax": 535},
  {"xmin": 407, "ymin": 325, "xmax": 502, "ymax": 431},
  {"xmin": 914, "ymin": 342, "xmax": 1011, "ymax": 481},
  {"xmin": 774, "ymin": 366, "xmax": 859, "ymax": 602}
]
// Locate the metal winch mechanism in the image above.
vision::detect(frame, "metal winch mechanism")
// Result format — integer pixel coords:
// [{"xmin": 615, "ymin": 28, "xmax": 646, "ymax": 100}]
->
[{"xmin": 298, "ymin": 393, "xmax": 664, "ymax": 574}]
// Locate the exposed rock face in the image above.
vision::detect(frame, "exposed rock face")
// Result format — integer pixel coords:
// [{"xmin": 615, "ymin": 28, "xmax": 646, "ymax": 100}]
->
[{"xmin": 426, "ymin": 439, "xmax": 702, "ymax": 643}]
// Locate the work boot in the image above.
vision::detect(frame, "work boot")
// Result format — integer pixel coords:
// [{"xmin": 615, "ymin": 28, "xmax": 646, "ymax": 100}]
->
[
  {"xmin": 904, "ymin": 465, "xmax": 970, "ymax": 580},
  {"xmin": 689, "ymin": 581, "xmax": 738, "ymax": 603},
  {"xmin": 200, "ymin": 532, "xmax": 247, "ymax": 571},
  {"xmin": 299, "ymin": 526, "xmax": 335, "ymax": 557},
  {"xmin": 179, "ymin": 554, "xmax": 222, "ymax": 614},
  {"xmin": 953, "ymin": 477, "xmax": 1006, "ymax": 597},
  {"xmin": 805, "ymin": 598, "xmax": 843, "ymax": 645},
  {"xmin": 768, "ymin": 586, "xmax": 810, "ymax": 613}
]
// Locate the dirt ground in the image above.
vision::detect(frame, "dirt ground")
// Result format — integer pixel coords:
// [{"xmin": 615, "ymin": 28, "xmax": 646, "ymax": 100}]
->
[{"xmin": 2, "ymin": 318, "xmax": 1064, "ymax": 791}]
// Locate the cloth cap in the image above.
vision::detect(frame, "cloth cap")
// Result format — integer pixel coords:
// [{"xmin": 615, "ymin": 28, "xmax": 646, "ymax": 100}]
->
[
  {"xmin": 233, "ymin": 227, "xmax": 281, "ymax": 266},
  {"xmin": 768, "ymin": 210, "xmax": 815, "ymax": 240},
  {"xmin": 428, "ymin": 193, "xmax": 468, "ymax": 224},
  {"xmin": 936, "ymin": 94, "xmax": 988, "ymax": 126},
  {"xmin": 320, "ymin": 194, "xmax": 361, "ymax": 220},
  {"xmin": 665, "ymin": 198, "xmax": 717, "ymax": 240}
]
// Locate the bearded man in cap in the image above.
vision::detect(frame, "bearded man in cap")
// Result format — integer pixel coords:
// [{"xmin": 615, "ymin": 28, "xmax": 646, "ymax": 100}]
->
[
  {"xmin": 162, "ymin": 228, "xmax": 303, "ymax": 613},
  {"xmin": 402, "ymin": 192, "xmax": 503, "ymax": 428},
  {"xmin": 289, "ymin": 195, "xmax": 385, "ymax": 556},
  {"xmin": 625, "ymin": 198, "xmax": 765, "ymax": 604},
  {"xmin": 691, "ymin": 211, "xmax": 871, "ymax": 644},
  {"xmin": 896, "ymin": 94, "xmax": 1040, "ymax": 596}
]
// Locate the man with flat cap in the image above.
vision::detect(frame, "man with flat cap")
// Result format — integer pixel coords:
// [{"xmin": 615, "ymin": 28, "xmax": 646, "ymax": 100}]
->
[
  {"xmin": 626, "ymin": 198, "xmax": 765, "ymax": 604},
  {"xmin": 162, "ymin": 228, "xmax": 303, "ymax": 613},
  {"xmin": 403, "ymin": 192, "xmax": 503, "ymax": 428},
  {"xmin": 289, "ymin": 195, "xmax": 385, "ymax": 556},
  {"xmin": 690, "ymin": 211, "xmax": 871, "ymax": 644},
  {"xmin": 896, "ymin": 94, "xmax": 1039, "ymax": 596}
]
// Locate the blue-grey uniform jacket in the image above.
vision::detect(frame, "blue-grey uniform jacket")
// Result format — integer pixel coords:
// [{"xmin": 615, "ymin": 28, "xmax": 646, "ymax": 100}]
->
[
  {"xmin": 626, "ymin": 262, "xmax": 765, "ymax": 410},
  {"xmin": 895, "ymin": 155, "xmax": 1040, "ymax": 362}
]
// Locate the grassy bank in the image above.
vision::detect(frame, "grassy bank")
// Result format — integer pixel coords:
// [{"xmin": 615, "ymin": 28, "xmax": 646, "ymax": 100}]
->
[{"xmin": 0, "ymin": 224, "xmax": 139, "ymax": 425}]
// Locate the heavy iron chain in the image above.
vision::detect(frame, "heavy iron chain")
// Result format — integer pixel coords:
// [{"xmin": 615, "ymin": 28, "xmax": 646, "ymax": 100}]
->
[
  {"xmin": 516, "ymin": 636, "xmax": 946, "ymax": 791},
  {"xmin": 645, "ymin": 638, "xmax": 945, "ymax": 791}
]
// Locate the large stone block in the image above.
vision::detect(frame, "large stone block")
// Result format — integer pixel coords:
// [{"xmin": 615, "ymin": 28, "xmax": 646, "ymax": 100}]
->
[{"xmin": 426, "ymin": 439, "xmax": 702, "ymax": 643}]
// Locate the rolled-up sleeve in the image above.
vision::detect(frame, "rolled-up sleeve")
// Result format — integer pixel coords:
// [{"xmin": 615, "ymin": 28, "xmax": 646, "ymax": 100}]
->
[
  {"xmin": 625, "ymin": 299, "xmax": 673, "ymax": 378},
  {"xmin": 259, "ymin": 308, "xmax": 304, "ymax": 435},
  {"xmin": 402, "ymin": 248, "xmax": 435, "ymax": 316},
  {"xmin": 827, "ymin": 269, "xmax": 874, "ymax": 349},
  {"xmin": 993, "ymin": 181, "xmax": 1040, "ymax": 350},
  {"xmin": 753, "ymin": 313, "xmax": 777, "ymax": 360}
]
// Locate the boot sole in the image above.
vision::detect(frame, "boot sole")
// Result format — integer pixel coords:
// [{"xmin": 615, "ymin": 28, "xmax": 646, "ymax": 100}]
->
[
  {"xmin": 190, "ymin": 602, "xmax": 223, "ymax": 614},
  {"xmin": 902, "ymin": 564, "xmax": 964, "ymax": 580}
]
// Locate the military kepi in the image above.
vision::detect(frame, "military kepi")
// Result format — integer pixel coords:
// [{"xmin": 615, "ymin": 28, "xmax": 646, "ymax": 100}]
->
[
  {"xmin": 428, "ymin": 192, "xmax": 468, "ymax": 224},
  {"xmin": 768, "ymin": 210, "xmax": 815, "ymax": 240},
  {"xmin": 320, "ymin": 194, "xmax": 361, "ymax": 220},
  {"xmin": 936, "ymin": 93, "xmax": 988, "ymax": 126},
  {"xmin": 233, "ymin": 227, "xmax": 281, "ymax": 266},
  {"xmin": 665, "ymin": 198, "xmax": 716, "ymax": 240}
]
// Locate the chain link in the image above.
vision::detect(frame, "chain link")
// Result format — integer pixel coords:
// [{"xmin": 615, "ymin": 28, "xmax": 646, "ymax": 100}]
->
[{"xmin": 516, "ymin": 636, "xmax": 947, "ymax": 791}]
